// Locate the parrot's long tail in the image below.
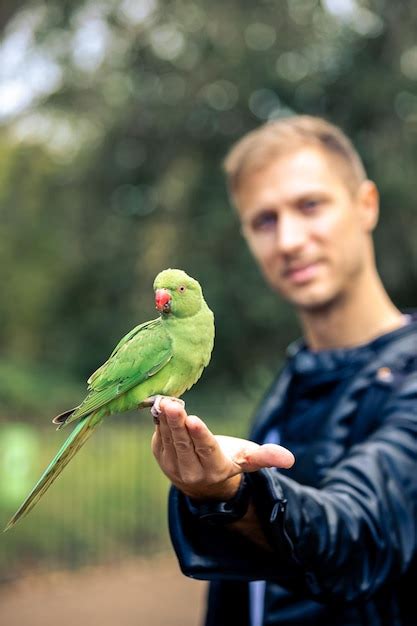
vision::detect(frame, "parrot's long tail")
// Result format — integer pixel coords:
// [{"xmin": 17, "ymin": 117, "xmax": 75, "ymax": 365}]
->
[{"xmin": 4, "ymin": 413, "xmax": 101, "ymax": 532}]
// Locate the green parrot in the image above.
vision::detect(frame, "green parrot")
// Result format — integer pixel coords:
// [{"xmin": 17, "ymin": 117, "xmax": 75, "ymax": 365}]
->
[{"xmin": 4, "ymin": 268, "xmax": 214, "ymax": 531}]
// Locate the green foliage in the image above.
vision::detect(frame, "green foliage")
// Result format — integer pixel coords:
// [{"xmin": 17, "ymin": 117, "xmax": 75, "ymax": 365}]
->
[{"xmin": 0, "ymin": 357, "xmax": 83, "ymax": 419}]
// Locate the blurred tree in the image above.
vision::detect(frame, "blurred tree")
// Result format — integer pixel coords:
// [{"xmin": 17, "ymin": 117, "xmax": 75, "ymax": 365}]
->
[
  {"xmin": 0, "ymin": 0, "xmax": 416, "ymax": 418},
  {"xmin": 0, "ymin": 1, "xmax": 25, "ymax": 34}
]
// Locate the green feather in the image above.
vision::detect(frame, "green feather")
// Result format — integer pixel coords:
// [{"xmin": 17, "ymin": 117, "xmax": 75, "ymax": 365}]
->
[
  {"xmin": 87, "ymin": 318, "xmax": 162, "ymax": 388},
  {"xmin": 61, "ymin": 318, "xmax": 173, "ymax": 426}
]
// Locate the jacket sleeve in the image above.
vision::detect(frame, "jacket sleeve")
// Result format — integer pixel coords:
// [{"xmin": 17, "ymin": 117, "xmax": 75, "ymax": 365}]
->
[{"xmin": 169, "ymin": 371, "xmax": 417, "ymax": 602}]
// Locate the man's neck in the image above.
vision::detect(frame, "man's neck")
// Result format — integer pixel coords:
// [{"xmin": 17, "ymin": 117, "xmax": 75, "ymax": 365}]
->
[{"xmin": 299, "ymin": 271, "xmax": 405, "ymax": 352}]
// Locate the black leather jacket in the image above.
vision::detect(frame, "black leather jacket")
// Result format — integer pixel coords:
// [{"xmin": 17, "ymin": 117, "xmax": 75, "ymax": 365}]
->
[{"xmin": 169, "ymin": 317, "xmax": 417, "ymax": 626}]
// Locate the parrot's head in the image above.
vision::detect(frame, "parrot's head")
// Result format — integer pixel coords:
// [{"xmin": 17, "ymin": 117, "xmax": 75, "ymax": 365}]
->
[{"xmin": 154, "ymin": 269, "xmax": 205, "ymax": 318}]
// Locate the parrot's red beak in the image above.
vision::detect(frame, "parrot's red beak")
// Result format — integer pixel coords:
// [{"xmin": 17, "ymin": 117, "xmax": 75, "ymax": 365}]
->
[{"xmin": 155, "ymin": 288, "xmax": 172, "ymax": 313}]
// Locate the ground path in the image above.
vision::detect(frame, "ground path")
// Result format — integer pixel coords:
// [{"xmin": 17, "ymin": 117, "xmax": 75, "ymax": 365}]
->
[{"xmin": 0, "ymin": 553, "xmax": 206, "ymax": 626}]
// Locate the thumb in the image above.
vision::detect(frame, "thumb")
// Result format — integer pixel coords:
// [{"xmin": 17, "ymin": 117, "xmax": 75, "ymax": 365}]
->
[{"xmin": 233, "ymin": 443, "xmax": 295, "ymax": 472}]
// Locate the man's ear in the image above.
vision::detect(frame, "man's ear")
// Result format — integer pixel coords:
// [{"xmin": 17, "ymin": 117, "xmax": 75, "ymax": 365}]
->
[{"xmin": 357, "ymin": 180, "xmax": 379, "ymax": 232}]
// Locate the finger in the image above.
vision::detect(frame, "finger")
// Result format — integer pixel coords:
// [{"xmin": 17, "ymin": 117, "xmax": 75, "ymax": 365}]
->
[
  {"xmin": 157, "ymin": 402, "xmax": 179, "ymax": 455},
  {"xmin": 186, "ymin": 416, "xmax": 245, "ymax": 498},
  {"xmin": 154, "ymin": 414, "xmax": 183, "ymax": 480},
  {"xmin": 233, "ymin": 443, "xmax": 295, "ymax": 472},
  {"xmin": 159, "ymin": 400, "xmax": 204, "ymax": 479},
  {"xmin": 185, "ymin": 415, "xmax": 224, "ymax": 464},
  {"xmin": 159, "ymin": 399, "xmax": 194, "ymax": 450},
  {"xmin": 157, "ymin": 413, "xmax": 174, "ymax": 450},
  {"xmin": 151, "ymin": 427, "xmax": 163, "ymax": 460},
  {"xmin": 262, "ymin": 444, "xmax": 295, "ymax": 469}
]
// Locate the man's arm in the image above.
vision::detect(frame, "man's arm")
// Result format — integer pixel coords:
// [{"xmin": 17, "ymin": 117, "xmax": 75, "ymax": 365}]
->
[{"xmin": 153, "ymin": 380, "xmax": 417, "ymax": 601}]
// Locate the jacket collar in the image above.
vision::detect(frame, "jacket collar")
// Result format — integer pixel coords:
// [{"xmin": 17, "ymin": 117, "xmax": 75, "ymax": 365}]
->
[{"xmin": 250, "ymin": 312, "xmax": 417, "ymax": 443}]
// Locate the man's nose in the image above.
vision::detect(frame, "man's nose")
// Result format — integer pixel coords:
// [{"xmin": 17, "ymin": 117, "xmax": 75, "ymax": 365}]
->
[{"xmin": 276, "ymin": 213, "xmax": 308, "ymax": 254}]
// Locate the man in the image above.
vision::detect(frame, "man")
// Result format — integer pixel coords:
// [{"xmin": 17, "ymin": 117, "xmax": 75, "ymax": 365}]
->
[{"xmin": 152, "ymin": 116, "xmax": 417, "ymax": 625}]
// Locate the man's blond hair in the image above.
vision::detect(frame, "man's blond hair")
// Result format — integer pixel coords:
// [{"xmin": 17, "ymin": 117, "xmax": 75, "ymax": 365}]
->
[{"xmin": 223, "ymin": 115, "xmax": 367, "ymax": 197}]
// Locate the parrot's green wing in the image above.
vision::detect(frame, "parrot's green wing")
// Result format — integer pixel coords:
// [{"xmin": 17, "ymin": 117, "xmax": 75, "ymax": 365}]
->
[
  {"xmin": 87, "ymin": 318, "xmax": 161, "ymax": 387},
  {"xmin": 63, "ymin": 317, "xmax": 173, "ymax": 424}
]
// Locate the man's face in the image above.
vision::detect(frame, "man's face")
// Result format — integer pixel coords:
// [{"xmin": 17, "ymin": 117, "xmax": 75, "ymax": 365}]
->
[{"xmin": 235, "ymin": 147, "xmax": 376, "ymax": 312}]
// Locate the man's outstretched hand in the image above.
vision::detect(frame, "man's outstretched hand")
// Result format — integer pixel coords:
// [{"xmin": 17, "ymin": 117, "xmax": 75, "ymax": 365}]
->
[{"xmin": 151, "ymin": 398, "xmax": 295, "ymax": 501}]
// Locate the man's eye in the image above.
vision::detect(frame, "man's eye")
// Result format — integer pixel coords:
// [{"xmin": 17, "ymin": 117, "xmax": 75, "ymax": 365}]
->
[
  {"xmin": 251, "ymin": 212, "xmax": 277, "ymax": 231},
  {"xmin": 300, "ymin": 199, "xmax": 320, "ymax": 212}
]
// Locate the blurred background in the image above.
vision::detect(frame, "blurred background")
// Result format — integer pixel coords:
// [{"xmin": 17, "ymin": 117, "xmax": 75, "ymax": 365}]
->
[{"xmin": 0, "ymin": 0, "xmax": 416, "ymax": 624}]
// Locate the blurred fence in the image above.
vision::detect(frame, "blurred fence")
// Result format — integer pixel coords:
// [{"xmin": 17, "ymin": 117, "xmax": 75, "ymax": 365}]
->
[
  {"xmin": 0, "ymin": 416, "xmax": 171, "ymax": 581},
  {"xmin": 0, "ymin": 391, "xmax": 255, "ymax": 582}
]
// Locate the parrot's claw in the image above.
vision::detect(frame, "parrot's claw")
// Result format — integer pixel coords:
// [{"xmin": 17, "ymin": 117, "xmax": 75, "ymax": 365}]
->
[
  {"xmin": 144, "ymin": 395, "xmax": 186, "ymax": 421},
  {"xmin": 151, "ymin": 395, "xmax": 163, "ymax": 419}
]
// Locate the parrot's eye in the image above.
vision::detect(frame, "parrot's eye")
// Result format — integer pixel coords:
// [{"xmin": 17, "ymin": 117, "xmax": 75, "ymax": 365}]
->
[{"xmin": 178, "ymin": 285, "xmax": 186, "ymax": 293}]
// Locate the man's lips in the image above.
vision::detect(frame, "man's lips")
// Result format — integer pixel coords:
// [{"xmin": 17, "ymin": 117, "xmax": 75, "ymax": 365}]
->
[{"xmin": 283, "ymin": 261, "xmax": 321, "ymax": 284}]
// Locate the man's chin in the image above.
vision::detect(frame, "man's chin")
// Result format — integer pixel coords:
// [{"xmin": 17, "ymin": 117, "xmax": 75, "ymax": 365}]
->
[
  {"xmin": 282, "ymin": 286, "xmax": 342, "ymax": 314},
  {"xmin": 266, "ymin": 272, "xmax": 342, "ymax": 312},
  {"xmin": 296, "ymin": 299, "xmax": 338, "ymax": 315}
]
